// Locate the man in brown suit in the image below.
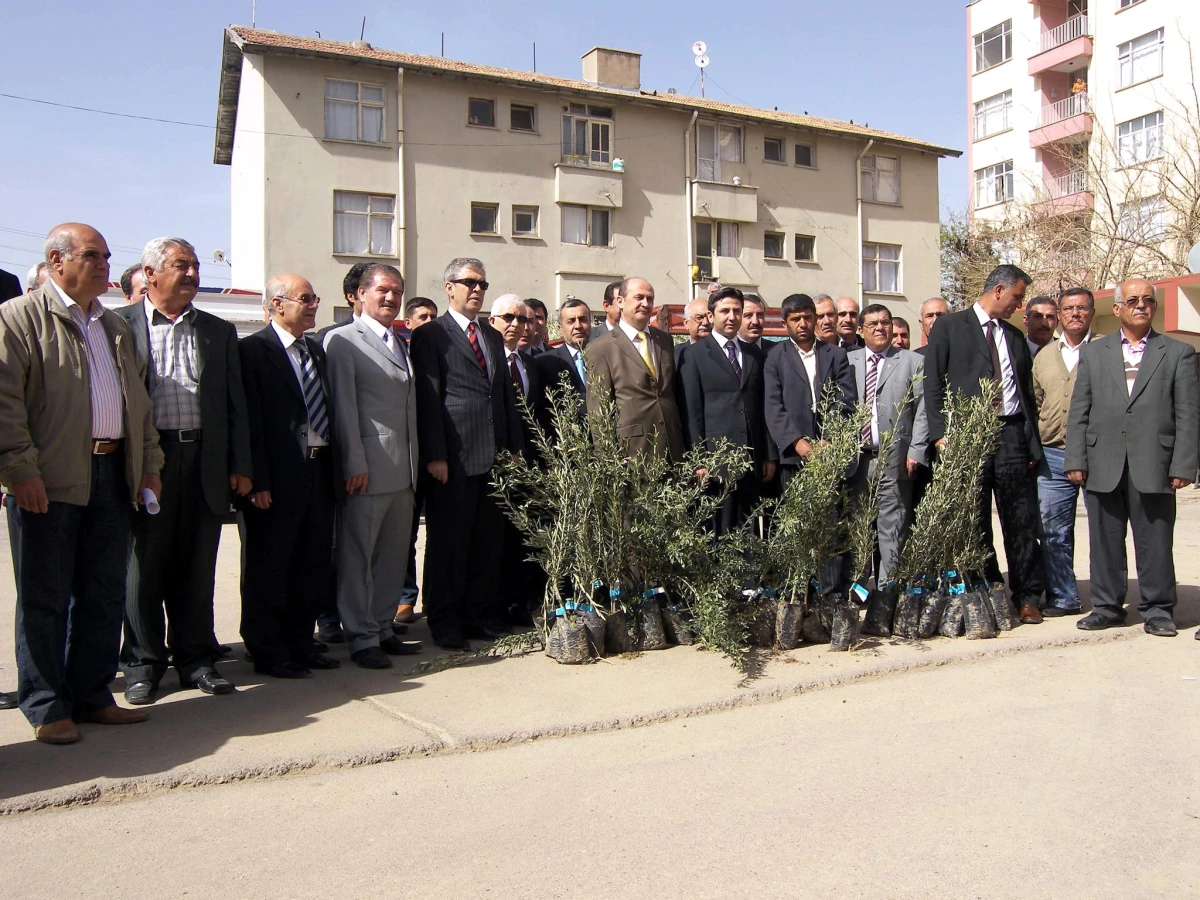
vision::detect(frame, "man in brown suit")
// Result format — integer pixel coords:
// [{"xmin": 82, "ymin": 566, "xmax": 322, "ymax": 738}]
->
[{"xmin": 584, "ymin": 277, "xmax": 684, "ymax": 461}]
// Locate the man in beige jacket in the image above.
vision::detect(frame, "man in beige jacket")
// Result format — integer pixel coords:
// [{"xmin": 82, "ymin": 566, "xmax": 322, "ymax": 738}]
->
[{"xmin": 0, "ymin": 223, "xmax": 163, "ymax": 745}]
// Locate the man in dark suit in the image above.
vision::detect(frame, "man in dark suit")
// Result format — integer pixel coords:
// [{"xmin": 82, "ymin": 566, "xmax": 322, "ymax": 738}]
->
[
  {"xmin": 532, "ymin": 299, "xmax": 591, "ymax": 435},
  {"xmin": 679, "ymin": 287, "xmax": 775, "ymax": 534},
  {"xmin": 592, "ymin": 281, "xmax": 623, "ymax": 335},
  {"xmin": 676, "ymin": 296, "xmax": 712, "ymax": 368},
  {"xmin": 410, "ymin": 258, "xmax": 523, "ymax": 650},
  {"xmin": 116, "ymin": 237, "xmax": 252, "ymax": 704},
  {"xmin": 523, "ymin": 298, "xmax": 550, "ymax": 356},
  {"xmin": 238, "ymin": 274, "xmax": 342, "ymax": 678},
  {"xmin": 1066, "ymin": 277, "xmax": 1199, "ymax": 637},
  {"xmin": 763, "ymin": 293, "xmax": 855, "ymax": 487},
  {"xmin": 0, "ymin": 268, "xmax": 21, "ymax": 303},
  {"xmin": 585, "ymin": 277, "xmax": 685, "ymax": 462},
  {"xmin": 925, "ymin": 264, "xmax": 1045, "ymax": 623}
]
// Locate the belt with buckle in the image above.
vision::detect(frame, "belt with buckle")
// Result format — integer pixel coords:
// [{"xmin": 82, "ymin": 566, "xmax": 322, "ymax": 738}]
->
[
  {"xmin": 158, "ymin": 428, "xmax": 202, "ymax": 442},
  {"xmin": 306, "ymin": 446, "xmax": 328, "ymax": 460},
  {"xmin": 92, "ymin": 439, "xmax": 123, "ymax": 455}
]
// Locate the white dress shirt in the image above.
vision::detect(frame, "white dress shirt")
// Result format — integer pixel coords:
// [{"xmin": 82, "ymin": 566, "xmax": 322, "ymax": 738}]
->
[
  {"xmin": 618, "ymin": 319, "xmax": 656, "ymax": 373},
  {"xmin": 50, "ymin": 279, "xmax": 124, "ymax": 439},
  {"xmin": 505, "ymin": 348, "xmax": 529, "ymax": 396},
  {"xmin": 270, "ymin": 321, "xmax": 328, "ymax": 447},
  {"xmin": 712, "ymin": 333, "xmax": 743, "ymax": 373},
  {"xmin": 1058, "ymin": 330, "xmax": 1092, "ymax": 374},
  {"xmin": 793, "ymin": 341, "xmax": 819, "ymax": 412},
  {"xmin": 972, "ymin": 303, "xmax": 1021, "ymax": 416},
  {"xmin": 447, "ymin": 306, "xmax": 490, "ymax": 375}
]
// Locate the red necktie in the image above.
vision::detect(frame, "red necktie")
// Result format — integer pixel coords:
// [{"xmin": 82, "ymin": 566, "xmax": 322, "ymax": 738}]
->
[
  {"xmin": 508, "ymin": 352, "xmax": 525, "ymax": 396},
  {"xmin": 466, "ymin": 321, "xmax": 487, "ymax": 372}
]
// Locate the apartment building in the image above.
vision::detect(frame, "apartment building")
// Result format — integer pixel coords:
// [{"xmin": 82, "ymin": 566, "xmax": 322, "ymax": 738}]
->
[
  {"xmin": 966, "ymin": 0, "xmax": 1199, "ymax": 280},
  {"xmin": 213, "ymin": 27, "xmax": 958, "ymax": 327}
]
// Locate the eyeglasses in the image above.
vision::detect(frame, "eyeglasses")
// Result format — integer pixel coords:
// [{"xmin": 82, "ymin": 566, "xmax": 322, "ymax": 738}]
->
[
  {"xmin": 496, "ymin": 312, "xmax": 529, "ymax": 324},
  {"xmin": 277, "ymin": 295, "xmax": 321, "ymax": 307},
  {"xmin": 451, "ymin": 277, "xmax": 489, "ymax": 292},
  {"xmin": 1121, "ymin": 297, "xmax": 1156, "ymax": 309},
  {"xmin": 862, "ymin": 320, "xmax": 891, "ymax": 331},
  {"xmin": 688, "ymin": 314, "xmax": 712, "ymax": 324}
]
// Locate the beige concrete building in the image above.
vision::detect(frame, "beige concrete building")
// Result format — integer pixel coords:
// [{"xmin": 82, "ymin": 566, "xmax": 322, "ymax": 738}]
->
[{"xmin": 214, "ymin": 27, "xmax": 958, "ymax": 327}]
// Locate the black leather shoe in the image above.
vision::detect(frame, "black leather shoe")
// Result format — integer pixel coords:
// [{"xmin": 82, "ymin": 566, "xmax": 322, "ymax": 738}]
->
[
  {"xmin": 351, "ymin": 647, "xmax": 393, "ymax": 669},
  {"xmin": 191, "ymin": 672, "xmax": 235, "ymax": 695},
  {"xmin": 1042, "ymin": 606, "xmax": 1082, "ymax": 618},
  {"xmin": 124, "ymin": 681, "xmax": 158, "ymax": 706},
  {"xmin": 297, "ymin": 653, "xmax": 341, "ymax": 670},
  {"xmin": 1143, "ymin": 617, "xmax": 1177, "ymax": 637},
  {"xmin": 1077, "ymin": 612, "xmax": 1124, "ymax": 631},
  {"xmin": 434, "ymin": 634, "xmax": 470, "ymax": 651},
  {"xmin": 0, "ymin": 691, "xmax": 18, "ymax": 710},
  {"xmin": 215, "ymin": 644, "xmax": 234, "ymax": 659},
  {"xmin": 1195, "ymin": 627, "xmax": 1200, "ymax": 640},
  {"xmin": 390, "ymin": 621, "xmax": 410, "ymax": 635},
  {"xmin": 311, "ymin": 639, "xmax": 329, "ymax": 654},
  {"xmin": 379, "ymin": 636, "xmax": 422, "ymax": 656},
  {"xmin": 255, "ymin": 662, "xmax": 312, "ymax": 679},
  {"xmin": 316, "ymin": 624, "xmax": 345, "ymax": 644}
]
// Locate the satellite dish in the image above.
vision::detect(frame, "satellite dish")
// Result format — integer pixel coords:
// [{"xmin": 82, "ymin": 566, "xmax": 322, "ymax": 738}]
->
[
  {"xmin": 695, "ymin": 54, "xmax": 710, "ymax": 69},
  {"xmin": 212, "ymin": 249, "xmax": 228, "ymax": 264},
  {"xmin": 1188, "ymin": 241, "xmax": 1200, "ymax": 275},
  {"xmin": 692, "ymin": 40, "xmax": 707, "ymax": 56}
]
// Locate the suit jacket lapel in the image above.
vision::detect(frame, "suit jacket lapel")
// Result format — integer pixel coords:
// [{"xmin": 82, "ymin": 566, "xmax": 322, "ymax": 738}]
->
[
  {"xmin": 706, "ymin": 337, "xmax": 740, "ymax": 386},
  {"xmin": 966, "ymin": 310, "xmax": 993, "ymax": 367},
  {"xmin": 815, "ymin": 343, "xmax": 832, "ymax": 406},
  {"xmin": 615, "ymin": 326, "xmax": 650, "ymax": 375},
  {"xmin": 558, "ymin": 344, "xmax": 586, "ymax": 393},
  {"xmin": 1129, "ymin": 332, "xmax": 1166, "ymax": 405},
  {"xmin": 783, "ymin": 341, "xmax": 813, "ymax": 410},
  {"xmin": 850, "ymin": 352, "xmax": 864, "ymax": 401},
  {"xmin": 305, "ymin": 335, "xmax": 335, "ymax": 404},
  {"xmin": 264, "ymin": 325, "xmax": 304, "ymax": 404},
  {"xmin": 442, "ymin": 312, "xmax": 487, "ymax": 376},
  {"xmin": 192, "ymin": 309, "xmax": 212, "ymax": 377},
  {"xmin": 876, "ymin": 346, "xmax": 901, "ymax": 392},
  {"xmin": 357, "ymin": 317, "xmax": 405, "ymax": 371},
  {"xmin": 127, "ymin": 303, "xmax": 152, "ymax": 387}
]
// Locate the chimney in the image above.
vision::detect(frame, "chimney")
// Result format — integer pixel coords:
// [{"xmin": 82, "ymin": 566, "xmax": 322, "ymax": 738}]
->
[{"xmin": 581, "ymin": 47, "xmax": 641, "ymax": 91}]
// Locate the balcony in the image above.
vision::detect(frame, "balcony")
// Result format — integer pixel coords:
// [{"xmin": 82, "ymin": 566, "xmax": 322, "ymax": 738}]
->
[
  {"xmin": 554, "ymin": 164, "xmax": 623, "ymax": 208},
  {"xmin": 691, "ymin": 180, "xmax": 758, "ymax": 224},
  {"xmin": 1030, "ymin": 93, "xmax": 1092, "ymax": 147},
  {"xmin": 1033, "ymin": 171, "xmax": 1094, "ymax": 216},
  {"xmin": 1028, "ymin": 15, "xmax": 1092, "ymax": 76}
]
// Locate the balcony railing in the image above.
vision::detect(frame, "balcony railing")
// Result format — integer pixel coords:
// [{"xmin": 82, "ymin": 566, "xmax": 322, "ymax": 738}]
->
[
  {"xmin": 1048, "ymin": 170, "xmax": 1089, "ymax": 198},
  {"xmin": 1040, "ymin": 92, "xmax": 1090, "ymax": 128},
  {"xmin": 1039, "ymin": 14, "xmax": 1088, "ymax": 54}
]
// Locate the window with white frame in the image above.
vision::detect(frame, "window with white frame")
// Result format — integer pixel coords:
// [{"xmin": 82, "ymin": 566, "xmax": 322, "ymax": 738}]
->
[
  {"xmin": 468, "ymin": 98, "xmax": 496, "ymax": 127},
  {"xmin": 510, "ymin": 103, "xmax": 537, "ymax": 132},
  {"xmin": 561, "ymin": 204, "xmax": 612, "ymax": 246},
  {"xmin": 561, "ymin": 104, "xmax": 613, "ymax": 165},
  {"xmin": 324, "ymin": 79, "xmax": 385, "ymax": 143},
  {"xmin": 696, "ymin": 122, "xmax": 744, "ymax": 181},
  {"xmin": 1119, "ymin": 0, "xmax": 1146, "ymax": 9},
  {"xmin": 1118, "ymin": 29, "xmax": 1164, "ymax": 88},
  {"xmin": 1118, "ymin": 196, "xmax": 1167, "ymax": 242},
  {"xmin": 973, "ymin": 20, "xmax": 1012, "ymax": 73},
  {"xmin": 764, "ymin": 138, "xmax": 784, "ymax": 163},
  {"xmin": 1116, "ymin": 111, "xmax": 1164, "ymax": 166},
  {"xmin": 512, "ymin": 206, "xmax": 539, "ymax": 237},
  {"xmin": 764, "ymin": 232, "xmax": 784, "ymax": 259},
  {"xmin": 333, "ymin": 191, "xmax": 394, "ymax": 254},
  {"xmin": 862, "ymin": 244, "xmax": 900, "ymax": 294},
  {"xmin": 974, "ymin": 91, "xmax": 1012, "ymax": 141},
  {"xmin": 861, "ymin": 154, "xmax": 900, "ymax": 204},
  {"xmin": 974, "ymin": 161, "xmax": 1014, "ymax": 207},
  {"xmin": 470, "ymin": 203, "xmax": 499, "ymax": 234},
  {"xmin": 794, "ymin": 234, "xmax": 815, "ymax": 262},
  {"xmin": 794, "ymin": 143, "xmax": 816, "ymax": 168},
  {"xmin": 694, "ymin": 222, "xmax": 739, "ymax": 277}
]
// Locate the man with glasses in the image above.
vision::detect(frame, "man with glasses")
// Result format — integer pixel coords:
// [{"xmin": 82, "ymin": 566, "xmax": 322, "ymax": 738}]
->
[
  {"xmin": 238, "ymin": 275, "xmax": 342, "ymax": 677},
  {"xmin": 1032, "ymin": 290, "xmax": 1094, "ymax": 617},
  {"xmin": 410, "ymin": 258, "xmax": 522, "ymax": 649},
  {"xmin": 1067, "ymin": 278, "xmax": 1199, "ymax": 638},
  {"xmin": 676, "ymin": 296, "xmax": 712, "ymax": 367},
  {"xmin": 117, "ymin": 237, "xmax": 252, "ymax": 705}
]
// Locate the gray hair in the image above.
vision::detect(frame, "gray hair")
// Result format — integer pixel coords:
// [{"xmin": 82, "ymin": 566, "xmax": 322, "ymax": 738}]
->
[
  {"xmin": 43, "ymin": 231, "xmax": 74, "ymax": 261},
  {"xmin": 141, "ymin": 237, "xmax": 197, "ymax": 272},
  {"xmin": 920, "ymin": 297, "xmax": 950, "ymax": 316},
  {"xmin": 1113, "ymin": 279, "xmax": 1155, "ymax": 306},
  {"xmin": 25, "ymin": 262, "xmax": 48, "ymax": 290},
  {"xmin": 489, "ymin": 293, "xmax": 523, "ymax": 317},
  {"xmin": 560, "ymin": 298, "xmax": 590, "ymax": 320},
  {"xmin": 443, "ymin": 257, "xmax": 486, "ymax": 283},
  {"xmin": 982, "ymin": 264, "xmax": 1032, "ymax": 295},
  {"xmin": 812, "ymin": 293, "xmax": 833, "ymax": 305}
]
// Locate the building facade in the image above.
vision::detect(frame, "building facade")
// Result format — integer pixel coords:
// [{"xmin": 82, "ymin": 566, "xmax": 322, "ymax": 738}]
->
[{"xmin": 214, "ymin": 27, "xmax": 957, "ymax": 327}]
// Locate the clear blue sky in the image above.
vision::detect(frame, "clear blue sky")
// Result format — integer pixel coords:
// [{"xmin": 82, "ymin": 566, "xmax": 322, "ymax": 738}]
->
[{"xmin": 0, "ymin": 0, "xmax": 968, "ymax": 289}]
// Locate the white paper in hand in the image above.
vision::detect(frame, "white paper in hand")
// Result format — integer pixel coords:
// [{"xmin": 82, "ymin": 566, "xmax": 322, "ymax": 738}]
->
[{"xmin": 140, "ymin": 487, "xmax": 161, "ymax": 515}]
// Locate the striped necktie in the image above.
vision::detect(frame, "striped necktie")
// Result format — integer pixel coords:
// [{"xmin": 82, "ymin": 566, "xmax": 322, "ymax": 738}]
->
[
  {"xmin": 467, "ymin": 321, "xmax": 487, "ymax": 372},
  {"xmin": 295, "ymin": 341, "xmax": 330, "ymax": 442},
  {"xmin": 861, "ymin": 353, "xmax": 879, "ymax": 446}
]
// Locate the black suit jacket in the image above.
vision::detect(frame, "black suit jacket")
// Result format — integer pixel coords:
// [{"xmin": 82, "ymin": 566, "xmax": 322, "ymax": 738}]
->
[
  {"xmin": 679, "ymin": 335, "xmax": 774, "ymax": 470},
  {"xmin": 532, "ymin": 343, "xmax": 586, "ymax": 435},
  {"xmin": 116, "ymin": 302, "xmax": 252, "ymax": 517},
  {"xmin": 409, "ymin": 312, "xmax": 522, "ymax": 477},
  {"xmin": 924, "ymin": 307, "xmax": 1041, "ymax": 461},
  {"xmin": 764, "ymin": 339, "xmax": 855, "ymax": 466},
  {"xmin": 239, "ymin": 325, "xmax": 341, "ymax": 506},
  {"xmin": 0, "ymin": 269, "xmax": 21, "ymax": 303}
]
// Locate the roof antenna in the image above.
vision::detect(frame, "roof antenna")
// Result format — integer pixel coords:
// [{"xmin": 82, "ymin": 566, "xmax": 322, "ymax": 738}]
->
[
  {"xmin": 533, "ymin": 42, "xmax": 537, "ymax": 72},
  {"xmin": 251, "ymin": 0, "xmax": 256, "ymax": 28},
  {"xmin": 441, "ymin": 32, "xmax": 445, "ymax": 57},
  {"xmin": 360, "ymin": 16, "xmax": 366, "ymax": 41}
]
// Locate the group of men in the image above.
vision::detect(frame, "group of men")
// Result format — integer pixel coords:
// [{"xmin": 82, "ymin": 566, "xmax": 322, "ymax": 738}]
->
[{"xmin": 0, "ymin": 225, "xmax": 1195, "ymax": 748}]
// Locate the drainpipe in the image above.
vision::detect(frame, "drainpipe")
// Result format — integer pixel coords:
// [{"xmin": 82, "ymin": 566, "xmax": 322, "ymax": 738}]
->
[
  {"xmin": 396, "ymin": 68, "xmax": 408, "ymax": 282},
  {"xmin": 855, "ymin": 138, "xmax": 874, "ymax": 306},
  {"xmin": 685, "ymin": 111, "xmax": 699, "ymax": 299}
]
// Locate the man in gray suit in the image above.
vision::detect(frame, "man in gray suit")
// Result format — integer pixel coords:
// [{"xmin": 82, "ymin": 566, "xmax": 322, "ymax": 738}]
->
[
  {"xmin": 846, "ymin": 304, "xmax": 927, "ymax": 586},
  {"xmin": 324, "ymin": 264, "xmax": 422, "ymax": 667},
  {"xmin": 1066, "ymin": 277, "xmax": 1199, "ymax": 637}
]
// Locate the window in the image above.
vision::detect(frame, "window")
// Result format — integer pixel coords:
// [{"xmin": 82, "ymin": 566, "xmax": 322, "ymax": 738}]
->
[
  {"xmin": 510, "ymin": 103, "xmax": 537, "ymax": 132},
  {"xmin": 695, "ymin": 122, "xmax": 744, "ymax": 180},
  {"xmin": 512, "ymin": 206, "xmax": 539, "ymax": 237},
  {"xmin": 1117, "ymin": 111, "xmax": 1164, "ymax": 166},
  {"xmin": 717, "ymin": 222, "xmax": 739, "ymax": 256},
  {"xmin": 795, "ymin": 234, "xmax": 815, "ymax": 262},
  {"xmin": 764, "ymin": 138, "xmax": 784, "ymax": 163},
  {"xmin": 333, "ymin": 191, "xmax": 394, "ymax": 255},
  {"xmin": 794, "ymin": 143, "xmax": 816, "ymax": 168},
  {"xmin": 468, "ymin": 98, "xmax": 496, "ymax": 127},
  {"xmin": 862, "ymin": 244, "xmax": 901, "ymax": 294},
  {"xmin": 324, "ymin": 79, "xmax": 385, "ymax": 143},
  {"xmin": 561, "ymin": 205, "xmax": 612, "ymax": 247},
  {"xmin": 974, "ymin": 91, "xmax": 1012, "ymax": 141},
  {"xmin": 1118, "ymin": 196, "xmax": 1167, "ymax": 241},
  {"xmin": 470, "ymin": 203, "xmax": 499, "ymax": 234},
  {"xmin": 861, "ymin": 154, "xmax": 900, "ymax": 204},
  {"xmin": 974, "ymin": 20, "xmax": 1012, "ymax": 73},
  {"xmin": 694, "ymin": 222, "xmax": 739, "ymax": 278},
  {"xmin": 1119, "ymin": 0, "xmax": 1146, "ymax": 9},
  {"xmin": 561, "ymin": 104, "xmax": 613, "ymax": 165},
  {"xmin": 1118, "ymin": 29, "xmax": 1164, "ymax": 87},
  {"xmin": 764, "ymin": 232, "xmax": 784, "ymax": 259},
  {"xmin": 974, "ymin": 161, "xmax": 1014, "ymax": 207}
]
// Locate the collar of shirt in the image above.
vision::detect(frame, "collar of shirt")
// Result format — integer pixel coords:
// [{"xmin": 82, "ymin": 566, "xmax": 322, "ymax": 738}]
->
[
  {"xmin": 972, "ymin": 302, "xmax": 995, "ymax": 329},
  {"xmin": 713, "ymin": 333, "xmax": 735, "ymax": 352},
  {"xmin": 1120, "ymin": 331, "xmax": 1148, "ymax": 352},
  {"xmin": 618, "ymin": 319, "xmax": 649, "ymax": 344},
  {"xmin": 447, "ymin": 306, "xmax": 477, "ymax": 333},
  {"xmin": 866, "ymin": 349, "xmax": 886, "ymax": 367},
  {"xmin": 506, "ymin": 346, "xmax": 524, "ymax": 365},
  {"xmin": 1060, "ymin": 330, "xmax": 1092, "ymax": 350},
  {"xmin": 49, "ymin": 278, "xmax": 102, "ymax": 320},
  {"xmin": 270, "ymin": 319, "xmax": 302, "ymax": 351},
  {"xmin": 795, "ymin": 342, "xmax": 817, "ymax": 360},
  {"xmin": 144, "ymin": 297, "xmax": 195, "ymax": 326},
  {"xmin": 360, "ymin": 312, "xmax": 394, "ymax": 344}
]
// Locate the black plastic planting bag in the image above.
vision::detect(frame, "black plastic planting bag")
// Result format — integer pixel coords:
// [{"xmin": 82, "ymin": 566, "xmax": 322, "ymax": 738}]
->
[
  {"xmin": 580, "ymin": 605, "xmax": 606, "ymax": 656},
  {"xmin": 604, "ymin": 587, "xmax": 634, "ymax": 654},
  {"xmin": 746, "ymin": 590, "xmax": 776, "ymax": 648},
  {"xmin": 638, "ymin": 587, "xmax": 669, "ymax": 651},
  {"xmin": 662, "ymin": 604, "xmax": 695, "ymax": 645},
  {"xmin": 775, "ymin": 595, "xmax": 804, "ymax": 650},
  {"xmin": 893, "ymin": 588, "xmax": 923, "ymax": 639},
  {"xmin": 828, "ymin": 593, "xmax": 859, "ymax": 651},
  {"xmin": 962, "ymin": 589, "xmax": 998, "ymax": 639},
  {"xmin": 918, "ymin": 590, "xmax": 948, "ymax": 639},
  {"xmin": 987, "ymin": 584, "xmax": 1019, "ymax": 631},
  {"xmin": 547, "ymin": 617, "xmax": 590, "ymax": 664},
  {"xmin": 861, "ymin": 585, "xmax": 899, "ymax": 637},
  {"xmin": 939, "ymin": 591, "xmax": 965, "ymax": 637}
]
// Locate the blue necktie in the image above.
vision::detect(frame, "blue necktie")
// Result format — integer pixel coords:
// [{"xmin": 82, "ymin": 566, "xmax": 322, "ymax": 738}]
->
[
  {"xmin": 574, "ymin": 350, "xmax": 586, "ymax": 386},
  {"xmin": 295, "ymin": 341, "xmax": 330, "ymax": 442}
]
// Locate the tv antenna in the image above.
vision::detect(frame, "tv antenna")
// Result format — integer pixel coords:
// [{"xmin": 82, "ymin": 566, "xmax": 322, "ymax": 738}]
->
[{"xmin": 692, "ymin": 41, "xmax": 709, "ymax": 97}]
